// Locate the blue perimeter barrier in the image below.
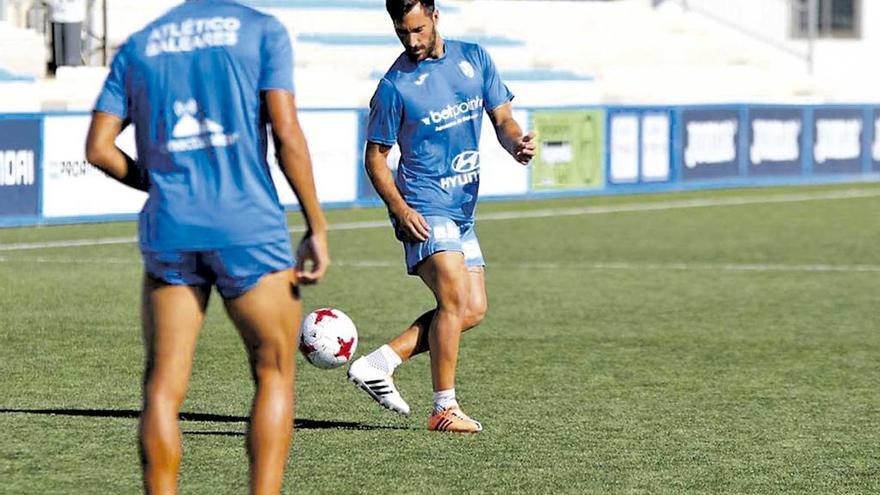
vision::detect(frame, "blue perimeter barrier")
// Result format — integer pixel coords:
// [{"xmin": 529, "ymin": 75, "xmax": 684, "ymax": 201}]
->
[{"xmin": 1, "ymin": 104, "xmax": 879, "ymax": 228}]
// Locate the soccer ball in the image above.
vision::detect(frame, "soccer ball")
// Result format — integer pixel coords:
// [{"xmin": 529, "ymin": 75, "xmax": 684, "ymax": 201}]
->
[{"xmin": 299, "ymin": 308, "xmax": 358, "ymax": 369}]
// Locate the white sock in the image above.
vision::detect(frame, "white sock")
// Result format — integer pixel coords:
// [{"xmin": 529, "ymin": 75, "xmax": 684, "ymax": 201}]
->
[
  {"xmin": 433, "ymin": 389, "xmax": 458, "ymax": 413},
  {"xmin": 365, "ymin": 344, "xmax": 402, "ymax": 375}
]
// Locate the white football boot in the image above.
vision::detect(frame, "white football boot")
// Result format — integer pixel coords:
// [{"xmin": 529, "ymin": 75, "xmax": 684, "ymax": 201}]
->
[{"xmin": 347, "ymin": 356, "xmax": 411, "ymax": 416}]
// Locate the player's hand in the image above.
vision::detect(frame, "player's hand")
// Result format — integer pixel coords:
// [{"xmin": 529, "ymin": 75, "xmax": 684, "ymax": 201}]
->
[
  {"xmin": 514, "ymin": 131, "xmax": 537, "ymax": 165},
  {"xmin": 295, "ymin": 229, "xmax": 330, "ymax": 285},
  {"xmin": 395, "ymin": 207, "xmax": 430, "ymax": 242}
]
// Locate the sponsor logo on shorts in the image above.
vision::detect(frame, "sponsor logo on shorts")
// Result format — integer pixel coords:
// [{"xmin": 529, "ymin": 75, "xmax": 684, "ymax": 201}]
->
[{"xmin": 432, "ymin": 221, "xmax": 460, "ymax": 240}]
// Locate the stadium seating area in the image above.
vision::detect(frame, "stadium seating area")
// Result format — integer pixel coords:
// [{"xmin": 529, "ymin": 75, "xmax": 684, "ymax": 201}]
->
[{"xmin": 0, "ymin": 0, "xmax": 876, "ymax": 112}]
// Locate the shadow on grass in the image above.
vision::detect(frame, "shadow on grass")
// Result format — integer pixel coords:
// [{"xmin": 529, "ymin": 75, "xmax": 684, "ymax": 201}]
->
[{"xmin": 0, "ymin": 408, "xmax": 409, "ymax": 431}]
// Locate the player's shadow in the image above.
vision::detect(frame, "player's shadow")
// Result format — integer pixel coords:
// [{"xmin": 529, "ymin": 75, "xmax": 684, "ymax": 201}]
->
[{"xmin": 0, "ymin": 408, "xmax": 409, "ymax": 432}]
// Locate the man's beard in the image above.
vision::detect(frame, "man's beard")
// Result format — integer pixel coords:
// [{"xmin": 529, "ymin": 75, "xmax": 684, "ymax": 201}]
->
[{"xmin": 407, "ymin": 27, "xmax": 438, "ymax": 62}]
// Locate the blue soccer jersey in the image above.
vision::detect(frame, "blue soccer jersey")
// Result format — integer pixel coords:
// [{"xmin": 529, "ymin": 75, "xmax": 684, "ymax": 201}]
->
[
  {"xmin": 94, "ymin": 0, "xmax": 295, "ymax": 251},
  {"xmin": 367, "ymin": 40, "xmax": 513, "ymax": 222}
]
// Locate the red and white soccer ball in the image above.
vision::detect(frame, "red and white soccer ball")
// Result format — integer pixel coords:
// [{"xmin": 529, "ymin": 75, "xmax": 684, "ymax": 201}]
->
[{"xmin": 299, "ymin": 308, "xmax": 358, "ymax": 369}]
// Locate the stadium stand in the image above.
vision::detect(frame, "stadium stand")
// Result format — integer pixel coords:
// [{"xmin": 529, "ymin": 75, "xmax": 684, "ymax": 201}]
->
[
  {"xmin": 0, "ymin": 0, "xmax": 877, "ymax": 111},
  {"xmin": 0, "ymin": 20, "xmax": 45, "ymax": 78}
]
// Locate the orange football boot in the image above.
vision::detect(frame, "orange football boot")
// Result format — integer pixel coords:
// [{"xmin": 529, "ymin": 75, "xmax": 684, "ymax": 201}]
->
[{"xmin": 428, "ymin": 407, "xmax": 483, "ymax": 433}]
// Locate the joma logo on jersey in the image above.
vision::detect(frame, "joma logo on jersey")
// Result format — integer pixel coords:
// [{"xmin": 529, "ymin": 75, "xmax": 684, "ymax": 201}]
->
[
  {"xmin": 421, "ymin": 96, "xmax": 483, "ymax": 126},
  {"xmin": 440, "ymin": 151, "xmax": 480, "ymax": 189}
]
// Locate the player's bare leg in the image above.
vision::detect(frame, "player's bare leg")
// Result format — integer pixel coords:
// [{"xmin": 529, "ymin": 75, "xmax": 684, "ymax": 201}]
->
[
  {"xmin": 140, "ymin": 277, "xmax": 209, "ymax": 495},
  {"xmin": 417, "ymin": 253, "xmax": 483, "ymax": 432},
  {"xmin": 416, "ymin": 252, "xmax": 470, "ymax": 392},
  {"xmin": 349, "ymin": 262, "xmax": 485, "ymax": 416},
  {"xmin": 388, "ymin": 267, "xmax": 487, "ymax": 360},
  {"xmin": 224, "ymin": 269, "xmax": 299, "ymax": 495}
]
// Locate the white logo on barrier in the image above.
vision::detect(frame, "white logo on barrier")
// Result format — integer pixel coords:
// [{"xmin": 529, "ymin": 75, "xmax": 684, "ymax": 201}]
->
[
  {"xmin": 459, "ymin": 61, "xmax": 475, "ymax": 78},
  {"xmin": 414, "ymin": 73, "xmax": 429, "ymax": 86},
  {"xmin": 814, "ymin": 118, "xmax": 861, "ymax": 164},
  {"xmin": 451, "ymin": 150, "xmax": 480, "ymax": 173},
  {"xmin": 146, "ymin": 17, "xmax": 241, "ymax": 57},
  {"xmin": 684, "ymin": 120, "xmax": 738, "ymax": 169},
  {"xmin": 750, "ymin": 119, "xmax": 801, "ymax": 164},
  {"xmin": 423, "ymin": 96, "xmax": 483, "ymax": 132},
  {"xmin": 165, "ymin": 99, "xmax": 239, "ymax": 153},
  {"xmin": 47, "ymin": 159, "xmax": 99, "ymax": 180},
  {"xmin": 0, "ymin": 149, "xmax": 35, "ymax": 186},
  {"xmin": 872, "ymin": 118, "xmax": 880, "ymax": 162},
  {"xmin": 641, "ymin": 113, "xmax": 670, "ymax": 181},
  {"xmin": 610, "ymin": 114, "xmax": 639, "ymax": 183}
]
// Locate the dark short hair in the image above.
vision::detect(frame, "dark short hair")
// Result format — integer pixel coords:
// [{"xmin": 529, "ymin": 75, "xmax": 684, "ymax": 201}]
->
[{"xmin": 386, "ymin": 0, "xmax": 435, "ymax": 22}]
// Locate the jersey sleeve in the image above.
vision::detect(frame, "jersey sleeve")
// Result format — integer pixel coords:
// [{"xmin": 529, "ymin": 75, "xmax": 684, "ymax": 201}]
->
[
  {"xmin": 259, "ymin": 16, "xmax": 295, "ymax": 93},
  {"xmin": 366, "ymin": 78, "xmax": 403, "ymax": 146},
  {"xmin": 478, "ymin": 45, "xmax": 513, "ymax": 111},
  {"xmin": 93, "ymin": 42, "xmax": 131, "ymax": 119}
]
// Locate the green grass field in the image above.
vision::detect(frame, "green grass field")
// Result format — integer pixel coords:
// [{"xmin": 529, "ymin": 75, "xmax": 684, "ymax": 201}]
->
[{"xmin": 1, "ymin": 183, "xmax": 879, "ymax": 494}]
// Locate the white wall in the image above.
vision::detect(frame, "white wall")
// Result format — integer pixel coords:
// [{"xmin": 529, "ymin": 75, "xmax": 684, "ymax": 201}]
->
[{"xmin": 676, "ymin": 0, "xmax": 792, "ymax": 45}]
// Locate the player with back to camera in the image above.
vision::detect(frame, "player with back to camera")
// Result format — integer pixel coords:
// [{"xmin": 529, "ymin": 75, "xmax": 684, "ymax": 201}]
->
[
  {"xmin": 85, "ymin": 1, "xmax": 329, "ymax": 493},
  {"xmin": 347, "ymin": 0, "xmax": 535, "ymax": 433}
]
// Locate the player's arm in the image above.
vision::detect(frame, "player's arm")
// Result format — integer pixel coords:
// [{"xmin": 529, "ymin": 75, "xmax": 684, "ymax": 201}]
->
[
  {"xmin": 265, "ymin": 89, "xmax": 330, "ymax": 284},
  {"xmin": 364, "ymin": 142, "xmax": 428, "ymax": 242},
  {"xmin": 85, "ymin": 112, "xmax": 149, "ymax": 192},
  {"xmin": 487, "ymin": 102, "xmax": 535, "ymax": 165}
]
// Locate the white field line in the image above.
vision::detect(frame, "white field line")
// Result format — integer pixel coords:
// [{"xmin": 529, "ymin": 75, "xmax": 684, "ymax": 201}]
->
[
  {"xmin": 541, "ymin": 261, "xmax": 880, "ymax": 273},
  {"xmin": 1, "ymin": 187, "xmax": 878, "ymax": 253},
  {"xmin": 1, "ymin": 256, "xmax": 878, "ymax": 274},
  {"xmin": 330, "ymin": 260, "xmax": 880, "ymax": 273}
]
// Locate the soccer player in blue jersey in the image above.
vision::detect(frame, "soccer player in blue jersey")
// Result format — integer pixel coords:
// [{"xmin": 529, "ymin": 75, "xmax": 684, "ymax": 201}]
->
[
  {"xmin": 348, "ymin": 0, "xmax": 535, "ymax": 433},
  {"xmin": 85, "ymin": 1, "xmax": 329, "ymax": 493}
]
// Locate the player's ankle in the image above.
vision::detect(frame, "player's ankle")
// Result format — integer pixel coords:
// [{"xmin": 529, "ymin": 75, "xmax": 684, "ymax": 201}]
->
[
  {"xmin": 365, "ymin": 344, "xmax": 402, "ymax": 375},
  {"xmin": 432, "ymin": 388, "xmax": 458, "ymax": 414}
]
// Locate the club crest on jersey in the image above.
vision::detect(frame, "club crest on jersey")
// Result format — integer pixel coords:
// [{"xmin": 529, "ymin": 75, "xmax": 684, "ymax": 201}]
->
[{"xmin": 458, "ymin": 61, "xmax": 475, "ymax": 78}]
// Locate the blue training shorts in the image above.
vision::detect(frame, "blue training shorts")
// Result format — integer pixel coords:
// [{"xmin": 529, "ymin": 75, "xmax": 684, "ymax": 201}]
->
[
  {"xmin": 142, "ymin": 239, "xmax": 295, "ymax": 299},
  {"xmin": 397, "ymin": 215, "xmax": 485, "ymax": 275}
]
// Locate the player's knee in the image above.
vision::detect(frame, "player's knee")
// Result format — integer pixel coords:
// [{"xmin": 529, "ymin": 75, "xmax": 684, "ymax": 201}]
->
[
  {"xmin": 438, "ymin": 288, "xmax": 469, "ymax": 318},
  {"xmin": 250, "ymin": 342, "xmax": 294, "ymax": 384},
  {"xmin": 143, "ymin": 379, "xmax": 187, "ymax": 410},
  {"xmin": 464, "ymin": 299, "xmax": 488, "ymax": 330}
]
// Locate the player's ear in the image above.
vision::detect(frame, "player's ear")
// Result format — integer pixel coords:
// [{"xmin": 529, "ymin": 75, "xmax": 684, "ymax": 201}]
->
[{"xmin": 432, "ymin": 8, "xmax": 439, "ymax": 25}]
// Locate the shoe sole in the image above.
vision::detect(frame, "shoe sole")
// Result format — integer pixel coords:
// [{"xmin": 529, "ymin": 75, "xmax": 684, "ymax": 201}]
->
[
  {"xmin": 428, "ymin": 420, "xmax": 483, "ymax": 433},
  {"xmin": 347, "ymin": 371, "xmax": 410, "ymax": 417},
  {"xmin": 428, "ymin": 424, "xmax": 482, "ymax": 433}
]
